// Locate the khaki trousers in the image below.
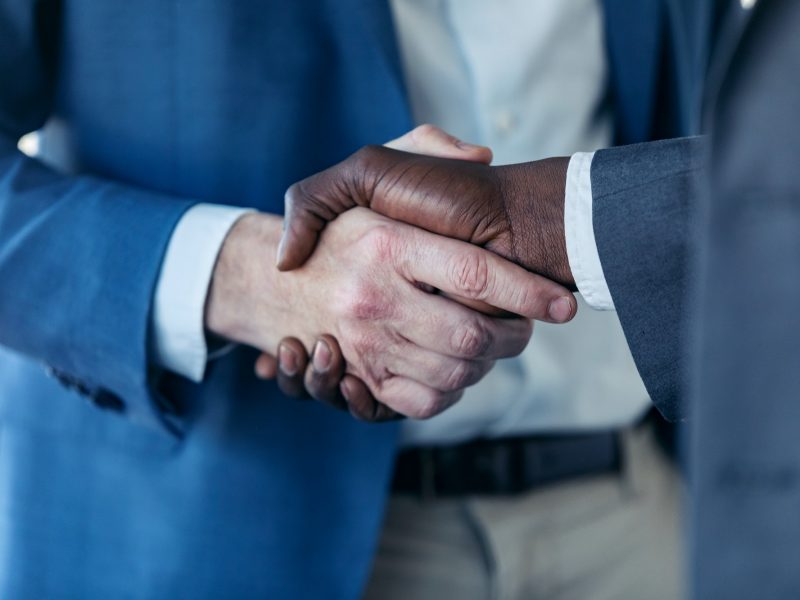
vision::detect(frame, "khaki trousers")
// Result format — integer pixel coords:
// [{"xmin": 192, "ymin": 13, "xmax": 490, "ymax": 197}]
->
[{"xmin": 364, "ymin": 424, "xmax": 684, "ymax": 600}]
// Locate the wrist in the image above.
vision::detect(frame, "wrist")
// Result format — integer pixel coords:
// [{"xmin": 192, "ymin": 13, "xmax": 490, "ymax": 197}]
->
[
  {"xmin": 205, "ymin": 212, "xmax": 286, "ymax": 351},
  {"xmin": 494, "ymin": 157, "xmax": 575, "ymax": 289}
]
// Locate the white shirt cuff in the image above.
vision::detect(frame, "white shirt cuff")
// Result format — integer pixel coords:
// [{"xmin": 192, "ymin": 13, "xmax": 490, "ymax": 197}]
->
[
  {"xmin": 564, "ymin": 151, "xmax": 615, "ymax": 310},
  {"xmin": 151, "ymin": 203, "xmax": 254, "ymax": 382}
]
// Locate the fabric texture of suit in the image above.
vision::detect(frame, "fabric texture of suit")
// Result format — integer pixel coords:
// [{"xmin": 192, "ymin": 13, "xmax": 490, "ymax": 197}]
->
[
  {"xmin": 592, "ymin": 136, "xmax": 706, "ymax": 420},
  {"xmin": 0, "ymin": 0, "xmax": 700, "ymax": 597},
  {"xmin": 692, "ymin": 0, "xmax": 800, "ymax": 597},
  {"xmin": 588, "ymin": 0, "xmax": 723, "ymax": 422},
  {"xmin": 590, "ymin": 0, "xmax": 800, "ymax": 596}
]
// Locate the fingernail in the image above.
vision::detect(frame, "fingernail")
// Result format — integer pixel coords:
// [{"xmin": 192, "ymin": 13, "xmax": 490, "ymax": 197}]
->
[
  {"xmin": 548, "ymin": 296, "xmax": 574, "ymax": 323},
  {"xmin": 312, "ymin": 340, "xmax": 332, "ymax": 373},
  {"xmin": 340, "ymin": 379, "xmax": 353, "ymax": 403},
  {"xmin": 255, "ymin": 361, "xmax": 270, "ymax": 379},
  {"xmin": 278, "ymin": 345, "xmax": 298, "ymax": 376}
]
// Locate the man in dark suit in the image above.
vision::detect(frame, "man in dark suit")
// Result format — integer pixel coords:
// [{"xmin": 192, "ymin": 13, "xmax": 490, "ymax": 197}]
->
[
  {"xmin": 279, "ymin": 1, "xmax": 800, "ymax": 598},
  {"xmin": 691, "ymin": 1, "xmax": 800, "ymax": 597},
  {"xmin": 0, "ymin": 1, "xmax": 708, "ymax": 599}
]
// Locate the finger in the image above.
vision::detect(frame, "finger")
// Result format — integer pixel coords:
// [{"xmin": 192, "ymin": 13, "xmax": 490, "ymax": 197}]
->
[
  {"xmin": 385, "ymin": 341, "xmax": 496, "ymax": 392},
  {"xmin": 278, "ymin": 164, "xmax": 370, "ymax": 271},
  {"xmin": 403, "ymin": 231, "xmax": 577, "ymax": 323},
  {"xmin": 278, "ymin": 127, "xmax": 493, "ymax": 272},
  {"xmin": 442, "ymin": 293, "xmax": 514, "ymax": 318},
  {"xmin": 396, "ymin": 288, "xmax": 534, "ymax": 359},
  {"xmin": 254, "ymin": 353, "xmax": 278, "ymax": 380},
  {"xmin": 304, "ymin": 335, "xmax": 348, "ymax": 411},
  {"xmin": 385, "ymin": 124, "xmax": 493, "ymax": 165},
  {"xmin": 375, "ymin": 377, "xmax": 464, "ymax": 420},
  {"xmin": 276, "ymin": 338, "xmax": 311, "ymax": 399},
  {"xmin": 340, "ymin": 375, "xmax": 403, "ymax": 422},
  {"xmin": 276, "ymin": 186, "xmax": 329, "ymax": 271}
]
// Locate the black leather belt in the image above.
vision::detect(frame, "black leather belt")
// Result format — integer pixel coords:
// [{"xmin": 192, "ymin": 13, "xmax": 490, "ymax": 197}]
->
[{"xmin": 391, "ymin": 431, "xmax": 622, "ymax": 498}]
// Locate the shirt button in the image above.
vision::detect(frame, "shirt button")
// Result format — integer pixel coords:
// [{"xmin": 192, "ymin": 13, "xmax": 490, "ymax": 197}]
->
[{"xmin": 493, "ymin": 110, "xmax": 516, "ymax": 135}]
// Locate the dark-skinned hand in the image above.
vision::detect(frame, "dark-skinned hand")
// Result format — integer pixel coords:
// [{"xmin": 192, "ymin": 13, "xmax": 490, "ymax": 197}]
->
[
  {"xmin": 276, "ymin": 129, "xmax": 575, "ymax": 291},
  {"xmin": 253, "ymin": 125, "xmax": 511, "ymax": 421}
]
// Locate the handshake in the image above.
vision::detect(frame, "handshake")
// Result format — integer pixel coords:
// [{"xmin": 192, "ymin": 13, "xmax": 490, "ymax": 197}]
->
[{"xmin": 205, "ymin": 126, "xmax": 578, "ymax": 421}]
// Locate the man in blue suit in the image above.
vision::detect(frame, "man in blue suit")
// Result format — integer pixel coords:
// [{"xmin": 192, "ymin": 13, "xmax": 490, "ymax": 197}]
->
[{"xmin": 0, "ymin": 0, "xmax": 703, "ymax": 598}]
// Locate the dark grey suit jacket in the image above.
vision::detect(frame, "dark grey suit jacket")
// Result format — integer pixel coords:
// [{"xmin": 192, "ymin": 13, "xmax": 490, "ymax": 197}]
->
[{"xmin": 590, "ymin": 1, "xmax": 800, "ymax": 597}]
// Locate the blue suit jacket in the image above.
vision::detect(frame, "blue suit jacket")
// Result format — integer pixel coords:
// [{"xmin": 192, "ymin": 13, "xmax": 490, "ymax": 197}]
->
[{"xmin": 0, "ymin": 1, "xmax": 700, "ymax": 597}]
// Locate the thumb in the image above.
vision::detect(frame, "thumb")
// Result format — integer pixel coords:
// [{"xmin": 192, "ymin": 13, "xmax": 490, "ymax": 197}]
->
[
  {"xmin": 276, "ymin": 197, "xmax": 326, "ymax": 271},
  {"xmin": 277, "ymin": 125, "xmax": 493, "ymax": 271},
  {"xmin": 385, "ymin": 124, "xmax": 493, "ymax": 164}
]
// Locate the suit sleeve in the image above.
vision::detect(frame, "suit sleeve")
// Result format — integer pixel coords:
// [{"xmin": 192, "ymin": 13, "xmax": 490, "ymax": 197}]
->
[
  {"xmin": 590, "ymin": 136, "xmax": 707, "ymax": 421},
  {"xmin": 0, "ymin": 0, "xmax": 196, "ymax": 435}
]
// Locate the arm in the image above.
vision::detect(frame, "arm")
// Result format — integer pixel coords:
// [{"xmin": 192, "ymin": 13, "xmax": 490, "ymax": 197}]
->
[
  {"xmin": 275, "ymin": 135, "xmax": 709, "ymax": 420},
  {"xmin": 259, "ymin": 127, "xmax": 496, "ymax": 420},
  {"xmin": 591, "ymin": 136, "xmax": 707, "ymax": 420},
  {"xmin": 205, "ymin": 207, "xmax": 570, "ymax": 419},
  {"xmin": 0, "ymin": 0, "xmax": 194, "ymax": 434},
  {"xmin": 150, "ymin": 126, "xmax": 503, "ymax": 420},
  {"xmin": 3, "ymin": 0, "xmax": 539, "ymax": 428}
]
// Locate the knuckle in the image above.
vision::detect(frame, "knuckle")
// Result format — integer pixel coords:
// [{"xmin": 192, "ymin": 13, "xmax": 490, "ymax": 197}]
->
[
  {"xmin": 284, "ymin": 179, "xmax": 334, "ymax": 222},
  {"xmin": 412, "ymin": 390, "xmax": 448, "ymax": 420},
  {"xmin": 352, "ymin": 144, "xmax": 384, "ymax": 170},
  {"xmin": 443, "ymin": 360, "xmax": 473, "ymax": 391},
  {"xmin": 343, "ymin": 145, "xmax": 384, "ymax": 196},
  {"xmin": 513, "ymin": 282, "xmax": 548, "ymax": 319},
  {"xmin": 284, "ymin": 180, "xmax": 318, "ymax": 211},
  {"xmin": 359, "ymin": 223, "xmax": 401, "ymax": 263},
  {"xmin": 284, "ymin": 182, "xmax": 302, "ymax": 208},
  {"xmin": 511, "ymin": 319, "xmax": 534, "ymax": 353},
  {"xmin": 413, "ymin": 390, "xmax": 463, "ymax": 419},
  {"xmin": 449, "ymin": 251, "xmax": 492, "ymax": 299},
  {"xmin": 411, "ymin": 123, "xmax": 438, "ymax": 141},
  {"xmin": 451, "ymin": 317, "xmax": 493, "ymax": 358}
]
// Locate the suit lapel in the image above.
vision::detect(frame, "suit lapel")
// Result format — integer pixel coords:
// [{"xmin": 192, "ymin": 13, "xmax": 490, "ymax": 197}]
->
[{"xmin": 602, "ymin": 0, "xmax": 663, "ymax": 143}]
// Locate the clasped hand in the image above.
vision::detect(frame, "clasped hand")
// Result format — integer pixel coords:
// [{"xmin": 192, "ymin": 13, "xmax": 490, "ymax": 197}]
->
[{"xmin": 206, "ymin": 126, "xmax": 577, "ymax": 421}]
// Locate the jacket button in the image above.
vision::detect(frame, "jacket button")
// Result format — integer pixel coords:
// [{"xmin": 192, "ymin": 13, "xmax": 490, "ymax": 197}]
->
[
  {"xmin": 46, "ymin": 366, "xmax": 91, "ymax": 398},
  {"xmin": 92, "ymin": 390, "xmax": 125, "ymax": 413},
  {"xmin": 154, "ymin": 393, "xmax": 182, "ymax": 416}
]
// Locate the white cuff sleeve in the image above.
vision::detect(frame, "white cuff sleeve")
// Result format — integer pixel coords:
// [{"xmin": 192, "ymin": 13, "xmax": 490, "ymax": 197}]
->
[
  {"xmin": 564, "ymin": 151, "xmax": 615, "ymax": 310},
  {"xmin": 151, "ymin": 203, "xmax": 254, "ymax": 382}
]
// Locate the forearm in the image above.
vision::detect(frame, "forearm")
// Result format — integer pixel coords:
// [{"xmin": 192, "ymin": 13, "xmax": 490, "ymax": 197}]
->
[
  {"xmin": 591, "ymin": 136, "xmax": 708, "ymax": 419},
  {"xmin": 0, "ymin": 143, "xmax": 195, "ymax": 432},
  {"xmin": 0, "ymin": 146, "xmax": 194, "ymax": 374}
]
